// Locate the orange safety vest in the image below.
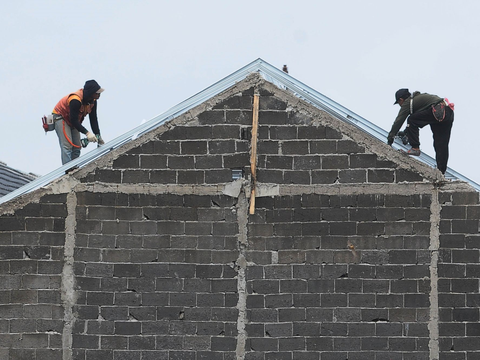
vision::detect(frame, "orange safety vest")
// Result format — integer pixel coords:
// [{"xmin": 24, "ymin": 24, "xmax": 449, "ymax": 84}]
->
[{"xmin": 53, "ymin": 89, "xmax": 95, "ymax": 126}]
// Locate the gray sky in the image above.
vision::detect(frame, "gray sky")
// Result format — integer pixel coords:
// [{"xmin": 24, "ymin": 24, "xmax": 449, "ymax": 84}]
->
[{"xmin": 2, "ymin": 0, "xmax": 480, "ymax": 185}]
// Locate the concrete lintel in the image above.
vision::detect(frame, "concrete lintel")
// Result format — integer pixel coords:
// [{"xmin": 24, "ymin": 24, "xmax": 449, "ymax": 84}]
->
[{"xmin": 276, "ymin": 182, "xmax": 465, "ymax": 196}]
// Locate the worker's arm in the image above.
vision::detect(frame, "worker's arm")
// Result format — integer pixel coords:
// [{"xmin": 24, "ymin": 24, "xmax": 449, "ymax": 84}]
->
[
  {"xmin": 69, "ymin": 99, "xmax": 89, "ymax": 134},
  {"xmin": 387, "ymin": 105, "xmax": 410, "ymax": 145},
  {"xmin": 88, "ymin": 101, "xmax": 101, "ymax": 136}
]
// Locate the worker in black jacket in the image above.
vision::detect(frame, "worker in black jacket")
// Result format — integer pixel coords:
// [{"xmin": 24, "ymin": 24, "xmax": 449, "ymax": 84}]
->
[
  {"xmin": 53, "ymin": 80, "xmax": 105, "ymax": 164},
  {"xmin": 387, "ymin": 88, "xmax": 454, "ymax": 174}
]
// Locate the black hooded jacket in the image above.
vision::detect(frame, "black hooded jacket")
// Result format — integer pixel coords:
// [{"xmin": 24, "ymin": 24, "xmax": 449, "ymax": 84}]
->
[{"xmin": 69, "ymin": 80, "xmax": 101, "ymax": 135}]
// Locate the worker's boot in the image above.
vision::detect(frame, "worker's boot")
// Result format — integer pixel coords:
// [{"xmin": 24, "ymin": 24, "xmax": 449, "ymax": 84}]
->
[{"xmin": 405, "ymin": 148, "xmax": 421, "ymax": 156}]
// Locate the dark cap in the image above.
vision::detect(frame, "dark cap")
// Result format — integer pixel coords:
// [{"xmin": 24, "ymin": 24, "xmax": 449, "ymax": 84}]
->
[
  {"xmin": 394, "ymin": 88, "xmax": 411, "ymax": 104},
  {"xmin": 83, "ymin": 80, "xmax": 103, "ymax": 100}
]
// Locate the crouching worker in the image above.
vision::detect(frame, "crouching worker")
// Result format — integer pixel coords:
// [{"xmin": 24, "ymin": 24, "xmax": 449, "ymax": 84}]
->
[
  {"xmin": 387, "ymin": 88, "xmax": 454, "ymax": 174},
  {"xmin": 52, "ymin": 80, "xmax": 105, "ymax": 165}
]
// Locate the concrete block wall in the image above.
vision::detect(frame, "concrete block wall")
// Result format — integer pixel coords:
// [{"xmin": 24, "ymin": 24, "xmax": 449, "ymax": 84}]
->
[
  {"xmin": 0, "ymin": 193, "xmax": 67, "ymax": 360},
  {"xmin": 0, "ymin": 76, "xmax": 478, "ymax": 360}
]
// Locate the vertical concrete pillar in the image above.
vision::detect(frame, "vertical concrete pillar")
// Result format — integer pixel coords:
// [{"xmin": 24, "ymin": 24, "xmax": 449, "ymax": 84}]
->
[
  {"xmin": 429, "ymin": 187, "xmax": 440, "ymax": 360},
  {"xmin": 236, "ymin": 190, "xmax": 249, "ymax": 360},
  {"xmin": 62, "ymin": 192, "xmax": 78, "ymax": 360}
]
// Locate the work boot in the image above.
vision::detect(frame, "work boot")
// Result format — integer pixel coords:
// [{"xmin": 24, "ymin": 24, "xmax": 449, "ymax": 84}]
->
[{"xmin": 405, "ymin": 148, "xmax": 421, "ymax": 156}]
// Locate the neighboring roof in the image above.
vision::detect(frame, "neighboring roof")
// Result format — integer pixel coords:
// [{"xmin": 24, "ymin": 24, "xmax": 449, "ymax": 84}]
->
[
  {"xmin": 0, "ymin": 161, "xmax": 38, "ymax": 198},
  {"xmin": 1, "ymin": 58, "xmax": 478, "ymax": 205}
]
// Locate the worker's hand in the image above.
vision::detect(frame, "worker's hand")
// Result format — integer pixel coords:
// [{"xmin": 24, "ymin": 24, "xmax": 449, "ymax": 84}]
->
[
  {"xmin": 387, "ymin": 137, "xmax": 393, "ymax": 146},
  {"xmin": 97, "ymin": 135, "xmax": 105, "ymax": 146},
  {"xmin": 86, "ymin": 131, "xmax": 97, "ymax": 143}
]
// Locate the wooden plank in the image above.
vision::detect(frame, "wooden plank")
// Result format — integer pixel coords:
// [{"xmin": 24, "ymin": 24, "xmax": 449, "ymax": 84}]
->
[{"xmin": 249, "ymin": 94, "xmax": 260, "ymax": 214}]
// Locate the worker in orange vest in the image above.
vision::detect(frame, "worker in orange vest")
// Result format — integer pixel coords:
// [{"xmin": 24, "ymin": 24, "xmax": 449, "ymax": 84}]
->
[{"xmin": 52, "ymin": 80, "xmax": 105, "ymax": 164}]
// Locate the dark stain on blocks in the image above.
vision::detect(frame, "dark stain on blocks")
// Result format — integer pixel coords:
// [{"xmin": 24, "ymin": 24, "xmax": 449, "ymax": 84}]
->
[{"xmin": 213, "ymin": 94, "xmax": 253, "ymax": 110}]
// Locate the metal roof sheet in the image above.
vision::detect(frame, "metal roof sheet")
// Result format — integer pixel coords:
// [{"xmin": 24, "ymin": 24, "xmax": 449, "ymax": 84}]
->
[{"xmin": 1, "ymin": 58, "xmax": 478, "ymax": 205}]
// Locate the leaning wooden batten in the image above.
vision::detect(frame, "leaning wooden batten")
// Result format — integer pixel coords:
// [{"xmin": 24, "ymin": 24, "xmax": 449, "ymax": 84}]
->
[{"xmin": 249, "ymin": 94, "xmax": 260, "ymax": 214}]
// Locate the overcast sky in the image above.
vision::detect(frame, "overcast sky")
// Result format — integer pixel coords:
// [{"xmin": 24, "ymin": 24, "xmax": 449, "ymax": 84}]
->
[{"xmin": 2, "ymin": 0, "xmax": 480, "ymax": 185}]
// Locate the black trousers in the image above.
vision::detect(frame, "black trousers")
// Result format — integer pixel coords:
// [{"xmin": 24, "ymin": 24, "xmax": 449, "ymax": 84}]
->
[{"xmin": 405, "ymin": 106, "xmax": 454, "ymax": 174}]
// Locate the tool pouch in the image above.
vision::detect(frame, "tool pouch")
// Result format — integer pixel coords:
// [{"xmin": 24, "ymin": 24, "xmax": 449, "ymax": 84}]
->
[
  {"xmin": 42, "ymin": 114, "xmax": 55, "ymax": 132},
  {"xmin": 432, "ymin": 102, "xmax": 446, "ymax": 122}
]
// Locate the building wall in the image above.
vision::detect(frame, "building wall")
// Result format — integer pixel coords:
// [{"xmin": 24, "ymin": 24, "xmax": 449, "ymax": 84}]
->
[{"xmin": 0, "ymin": 77, "xmax": 478, "ymax": 360}]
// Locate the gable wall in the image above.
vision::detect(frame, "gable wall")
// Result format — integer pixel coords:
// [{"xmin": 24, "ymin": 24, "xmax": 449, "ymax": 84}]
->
[{"xmin": 0, "ymin": 78, "xmax": 478, "ymax": 360}]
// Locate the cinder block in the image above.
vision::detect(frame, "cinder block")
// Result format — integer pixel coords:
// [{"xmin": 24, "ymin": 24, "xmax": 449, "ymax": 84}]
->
[
  {"xmin": 363, "ymin": 279, "xmax": 389, "ymax": 293},
  {"xmin": 452, "ymin": 220, "xmax": 479, "ymax": 234},
  {"xmin": 114, "ymin": 322, "xmax": 141, "ymax": 335},
  {"xmin": 441, "ymin": 206, "xmax": 467, "ymax": 219},
  {"xmin": 177, "ymin": 171, "xmax": 205, "ymax": 184},
  {"xmin": 72, "ymin": 334, "xmax": 99, "ymax": 349},
  {"xmin": 404, "ymin": 294, "xmax": 430, "ymax": 307},
  {"xmin": 321, "ymin": 293, "xmax": 347, "ymax": 307},
  {"xmin": 322, "ymin": 155, "xmax": 348, "ymax": 169},
  {"xmin": 198, "ymin": 110, "xmax": 225, "ymax": 125},
  {"xmin": 265, "ymin": 294, "xmax": 292, "ymax": 308},
  {"xmin": 149, "ymin": 170, "xmax": 176, "ymax": 183},
  {"xmin": 249, "ymin": 280, "xmax": 280, "ymax": 294},
  {"xmin": 167, "ymin": 156, "xmax": 195, "ymax": 169},
  {"xmin": 212, "ymin": 125, "xmax": 241, "ymax": 139},
  {"xmin": 337, "ymin": 140, "xmax": 365, "ymax": 154},
  {"xmin": 87, "ymin": 292, "xmax": 114, "ymax": 306},
  {"xmin": 306, "ymin": 337, "xmax": 333, "ymax": 351},
  {"xmin": 452, "ymin": 192, "xmax": 479, "ymax": 205},
  {"xmin": 211, "ymin": 279, "xmax": 237, "ymax": 293},
  {"xmin": 224, "ymin": 153, "xmax": 250, "ymax": 168},
  {"xmin": 452, "ymin": 249, "xmax": 479, "ymax": 263},
  {"xmin": 293, "ymin": 156, "xmax": 321, "ymax": 170},
  {"xmin": 298, "ymin": 126, "xmax": 326, "ymax": 139},
  {"xmin": 158, "ymin": 126, "xmax": 188, "ymax": 140},
  {"xmin": 205, "ymin": 169, "xmax": 232, "ymax": 183},
  {"xmin": 329, "ymin": 222, "xmax": 356, "ymax": 235},
  {"xmin": 122, "ymin": 170, "xmax": 150, "ymax": 183},
  {"xmin": 452, "ymin": 308, "xmax": 479, "ymax": 322},
  {"xmin": 335, "ymin": 279, "xmax": 362, "ymax": 293},
  {"xmin": 208, "ymin": 140, "xmax": 236, "ymax": 154},
  {"xmin": 311, "ymin": 170, "xmax": 338, "ymax": 184},
  {"xmin": 112, "ymin": 155, "xmax": 139, "ymax": 169},
  {"xmin": 257, "ymin": 169, "xmax": 284, "ymax": 183},
  {"xmin": 152, "ymin": 140, "xmax": 181, "ymax": 154},
  {"xmin": 258, "ymin": 140, "xmax": 280, "ymax": 154},
  {"xmin": 180, "ymin": 141, "xmax": 208, "ymax": 155},
  {"xmin": 338, "ymin": 169, "xmax": 366, "ymax": 183},
  {"xmin": 278, "ymin": 250, "xmax": 306, "ymax": 264},
  {"xmin": 361, "ymin": 338, "xmax": 388, "ymax": 351},
  {"xmin": 264, "ymin": 156, "xmax": 292, "ymax": 170},
  {"xmin": 451, "ymin": 279, "xmax": 479, "ymax": 293},
  {"xmin": 283, "ymin": 142, "xmax": 309, "ymax": 155},
  {"xmin": 357, "ymin": 223, "xmax": 385, "ymax": 236},
  {"xmin": 226, "ymin": 110, "xmax": 253, "ymax": 125},
  {"xmin": 259, "ymin": 97, "xmax": 287, "ymax": 111},
  {"xmin": 283, "ymin": 171, "xmax": 311, "ymax": 184},
  {"xmin": 0, "ymin": 217, "xmax": 24, "ymax": 231},
  {"xmin": 334, "ymin": 337, "xmax": 361, "ymax": 351},
  {"xmin": 259, "ymin": 111, "xmax": 289, "ymax": 125},
  {"xmin": 396, "ymin": 168, "xmax": 424, "ymax": 182},
  {"xmin": 368, "ymin": 169, "xmax": 395, "ymax": 183}
]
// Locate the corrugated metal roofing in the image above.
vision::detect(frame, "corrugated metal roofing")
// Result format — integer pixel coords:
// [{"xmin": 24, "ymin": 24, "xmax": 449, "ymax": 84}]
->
[
  {"xmin": 0, "ymin": 58, "xmax": 478, "ymax": 205},
  {"xmin": 0, "ymin": 162, "xmax": 37, "ymax": 198}
]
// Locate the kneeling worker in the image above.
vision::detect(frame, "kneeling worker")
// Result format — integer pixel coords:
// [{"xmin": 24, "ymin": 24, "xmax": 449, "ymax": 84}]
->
[
  {"xmin": 52, "ymin": 80, "xmax": 105, "ymax": 165},
  {"xmin": 387, "ymin": 88, "xmax": 454, "ymax": 174}
]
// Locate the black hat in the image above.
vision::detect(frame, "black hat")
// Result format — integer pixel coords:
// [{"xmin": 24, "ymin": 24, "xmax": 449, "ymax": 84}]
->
[
  {"xmin": 394, "ymin": 88, "xmax": 411, "ymax": 104},
  {"xmin": 83, "ymin": 80, "xmax": 104, "ymax": 100}
]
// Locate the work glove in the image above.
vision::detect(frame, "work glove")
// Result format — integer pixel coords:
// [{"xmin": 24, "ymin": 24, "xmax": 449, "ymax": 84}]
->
[
  {"xmin": 86, "ymin": 131, "xmax": 97, "ymax": 143},
  {"xmin": 96, "ymin": 135, "xmax": 105, "ymax": 146}
]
